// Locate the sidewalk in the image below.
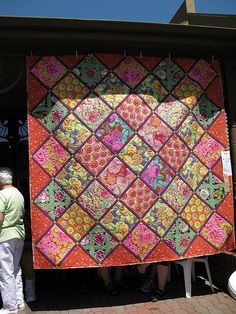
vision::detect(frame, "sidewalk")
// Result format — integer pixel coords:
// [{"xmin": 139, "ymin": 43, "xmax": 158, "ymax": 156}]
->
[
  {"xmin": 24, "ymin": 292, "xmax": 236, "ymax": 314},
  {"xmin": 21, "ymin": 268, "xmax": 236, "ymax": 314}
]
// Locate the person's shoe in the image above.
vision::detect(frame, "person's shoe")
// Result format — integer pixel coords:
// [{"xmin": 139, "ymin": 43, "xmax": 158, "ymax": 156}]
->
[
  {"xmin": 140, "ymin": 278, "xmax": 156, "ymax": 293},
  {"xmin": 25, "ymin": 288, "xmax": 36, "ymax": 302},
  {"xmin": 150, "ymin": 288, "xmax": 165, "ymax": 302},
  {"xmin": 105, "ymin": 282, "xmax": 118, "ymax": 296},
  {"xmin": 0, "ymin": 308, "xmax": 18, "ymax": 314},
  {"xmin": 18, "ymin": 304, "xmax": 25, "ymax": 312}
]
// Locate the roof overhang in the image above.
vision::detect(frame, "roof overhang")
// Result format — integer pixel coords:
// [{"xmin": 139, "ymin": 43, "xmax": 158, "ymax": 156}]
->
[{"xmin": 0, "ymin": 16, "xmax": 236, "ymax": 58}]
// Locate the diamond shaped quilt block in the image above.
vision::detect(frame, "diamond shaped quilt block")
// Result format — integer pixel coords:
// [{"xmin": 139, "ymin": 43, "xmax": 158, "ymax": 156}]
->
[
  {"xmin": 162, "ymin": 177, "xmax": 192, "ymax": 213},
  {"xmin": 99, "ymin": 158, "xmax": 135, "ymax": 196},
  {"xmin": 159, "ymin": 134, "xmax": 190, "ymax": 171},
  {"xmin": 58, "ymin": 55, "xmax": 83, "ymax": 68},
  {"xmin": 141, "ymin": 156, "xmax": 174, "ymax": 193},
  {"xmin": 114, "ymin": 56, "xmax": 148, "ymax": 88},
  {"xmin": 58, "ymin": 203, "xmax": 95, "ymax": 241},
  {"xmin": 117, "ymin": 94, "xmax": 151, "ymax": 130},
  {"xmin": 135, "ymin": 75, "xmax": 168, "ymax": 109},
  {"xmin": 181, "ymin": 195, "xmax": 213, "ymax": 232},
  {"xmin": 193, "ymin": 95, "xmax": 221, "ymax": 128},
  {"xmin": 75, "ymin": 136, "xmax": 113, "ymax": 176},
  {"xmin": 72, "ymin": 54, "xmax": 109, "ymax": 88},
  {"xmin": 100, "ymin": 202, "xmax": 139, "ymax": 241},
  {"xmin": 180, "ymin": 155, "xmax": 208, "ymax": 190},
  {"xmin": 96, "ymin": 113, "xmax": 134, "ymax": 153},
  {"xmin": 143, "ymin": 199, "xmax": 177, "ymax": 237},
  {"xmin": 31, "ymin": 56, "xmax": 68, "ymax": 88},
  {"xmin": 135, "ymin": 56, "xmax": 161, "ymax": 70},
  {"xmin": 80, "ymin": 224, "xmax": 118, "ymax": 263},
  {"xmin": 173, "ymin": 76, "xmax": 203, "ymax": 108},
  {"xmin": 178, "ymin": 114, "xmax": 204, "ymax": 149},
  {"xmin": 33, "ymin": 137, "xmax": 70, "ymax": 176},
  {"xmin": 156, "ymin": 96, "xmax": 189, "ymax": 131},
  {"xmin": 94, "ymin": 73, "xmax": 130, "ymax": 108},
  {"xmin": 31, "ymin": 94, "xmax": 68, "ymax": 132},
  {"xmin": 196, "ymin": 172, "xmax": 226, "ymax": 209},
  {"xmin": 152, "ymin": 58, "xmax": 185, "ymax": 92},
  {"xmin": 200, "ymin": 213, "xmax": 232, "ymax": 249},
  {"xmin": 95, "ymin": 53, "xmax": 124, "ymax": 69},
  {"xmin": 52, "ymin": 72, "xmax": 89, "ymax": 109},
  {"xmin": 119, "ymin": 135, "xmax": 155, "ymax": 173},
  {"xmin": 55, "ymin": 114, "xmax": 91, "ymax": 153},
  {"xmin": 206, "ymin": 77, "xmax": 224, "ymax": 109},
  {"xmin": 55, "ymin": 159, "xmax": 93, "ymax": 198},
  {"xmin": 194, "ymin": 133, "xmax": 224, "ymax": 168},
  {"xmin": 138, "ymin": 114, "xmax": 172, "ymax": 152},
  {"xmin": 164, "ymin": 218, "xmax": 196, "ymax": 255},
  {"xmin": 188, "ymin": 59, "xmax": 216, "ymax": 90},
  {"xmin": 34, "ymin": 181, "xmax": 72, "ymax": 221},
  {"xmin": 78, "ymin": 180, "xmax": 116, "ymax": 220},
  {"xmin": 36, "ymin": 225, "xmax": 75, "ymax": 265},
  {"xmin": 123, "ymin": 223, "xmax": 159, "ymax": 261},
  {"xmin": 121, "ymin": 179, "xmax": 157, "ymax": 217},
  {"xmin": 75, "ymin": 93, "xmax": 112, "ymax": 132}
]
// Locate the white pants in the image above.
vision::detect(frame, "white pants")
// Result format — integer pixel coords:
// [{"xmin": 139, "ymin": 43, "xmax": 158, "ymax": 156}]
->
[{"xmin": 0, "ymin": 238, "xmax": 24, "ymax": 310}]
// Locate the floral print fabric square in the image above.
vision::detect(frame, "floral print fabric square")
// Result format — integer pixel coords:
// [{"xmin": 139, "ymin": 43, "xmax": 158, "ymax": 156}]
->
[{"xmin": 28, "ymin": 54, "xmax": 234, "ymax": 269}]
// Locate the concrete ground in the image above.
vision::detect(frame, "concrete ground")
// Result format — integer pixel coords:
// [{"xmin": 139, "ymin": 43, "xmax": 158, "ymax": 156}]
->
[{"xmin": 20, "ymin": 266, "xmax": 236, "ymax": 314}]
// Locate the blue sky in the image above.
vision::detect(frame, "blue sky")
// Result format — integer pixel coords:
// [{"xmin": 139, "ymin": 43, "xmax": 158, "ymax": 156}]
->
[{"xmin": 0, "ymin": 0, "xmax": 236, "ymax": 23}]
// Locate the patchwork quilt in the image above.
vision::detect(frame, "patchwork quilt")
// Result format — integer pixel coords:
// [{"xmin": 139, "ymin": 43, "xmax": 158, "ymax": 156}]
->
[{"xmin": 27, "ymin": 54, "xmax": 235, "ymax": 269}]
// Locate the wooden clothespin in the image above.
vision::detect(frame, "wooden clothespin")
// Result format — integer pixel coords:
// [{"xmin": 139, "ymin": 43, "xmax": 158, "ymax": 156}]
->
[{"xmin": 211, "ymin": 54, "xmax": 215, "ymax": 65}]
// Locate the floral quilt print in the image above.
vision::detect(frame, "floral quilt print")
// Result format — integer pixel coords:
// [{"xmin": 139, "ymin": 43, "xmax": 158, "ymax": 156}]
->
[
  {"xmin": 141, "ymin": 156, "xmax": 174, "ymax": 194},
  {"xmin": 99, "ymin": 158, "xmax": 135, "ymax": 196},
  {"xmin": 119, "ymin": 135, "xmax": 155, "ymax": 173},
  {"xmin": 55, "ymin": 158, "xmax": 93, "ymax": 198},
  {"xmin": 100, "ymin": 202, "xmax": 139, "ymax": 241},
  {"xmin": 78, "ymin": 180, "xmax": 116, "ymax": 220},
  {"xmin": 96, "ymin": 113, "xmax": 134, "ymax": 153},
  {"xmin": 55, "ymin": 114, "xmax": 91, "ymax": 153},
  {"xmin": 28, "ymin": 54, "xmax": 234, "ymax": 269},
  {"xmin": 80, "ymin": 224, "xmax": 118, "ymax": 263},
  {"xmin": 123, "ymin": 223, "xmax": 158, "ymax": 261},
  {"xmin": 33, "ymin": 137, "xmax": 70, "ymax": 176},
  {"xmin": 34, "ymin": 181, "xmax": 72, "ymax": 221},
  {"xmin": 164, "ymin": 218, "xmax": 196, "ymax": 255},
  {"xmin": 194, "ymin": 133, "xmax": 224, "ymax": 168}
]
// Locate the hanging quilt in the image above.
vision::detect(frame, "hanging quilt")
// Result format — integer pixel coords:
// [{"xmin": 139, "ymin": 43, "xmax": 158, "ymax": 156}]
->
[{"xmin": 27, "ymin": 54, "xmax": 235, "ymax": 269}]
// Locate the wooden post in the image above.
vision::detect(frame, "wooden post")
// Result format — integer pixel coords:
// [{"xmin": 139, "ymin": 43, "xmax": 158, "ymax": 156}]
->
[{"xmin": 185, "ymin": 0, "xmax": 196, "ymax": 14}]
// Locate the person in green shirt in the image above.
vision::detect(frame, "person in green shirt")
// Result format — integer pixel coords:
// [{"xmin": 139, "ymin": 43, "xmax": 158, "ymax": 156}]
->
[{"xmin": 0, "ymin": 167, "xmax": 25, "ymax": 314}]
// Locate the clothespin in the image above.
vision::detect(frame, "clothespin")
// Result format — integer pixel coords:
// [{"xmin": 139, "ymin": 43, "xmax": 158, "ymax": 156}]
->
[
  {"xmin": 211, "ymin": 54, "xmax": 215, "ymax": 65},
  {"xmin": 140, "ymin": 50, "xmax": 143, "ymax": 60},
  {"xmin": 30, "ymin": 50, "xmax": 33, "ymax": 58},
  {"xmin": 76, "ymin": 50, "xmax": 78, "ymax": 59},
  {"xmin": 124, "ymin": 50, "xmax": 127, "ymax": 58},
  {"xmin": 168, "ymin": 52, "xmax": 171, "ymax": 64}
]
